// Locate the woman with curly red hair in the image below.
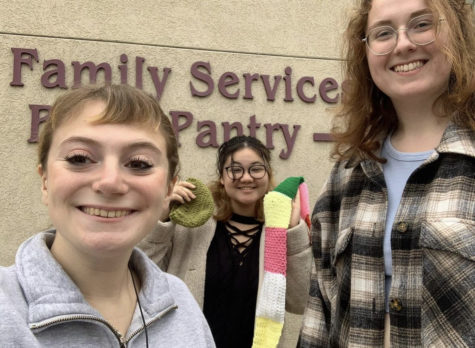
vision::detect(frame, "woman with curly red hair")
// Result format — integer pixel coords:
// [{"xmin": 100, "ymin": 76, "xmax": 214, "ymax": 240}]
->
[{"xmin": 300, "ymin": 0, "xmax": 474, "ymax": 347}]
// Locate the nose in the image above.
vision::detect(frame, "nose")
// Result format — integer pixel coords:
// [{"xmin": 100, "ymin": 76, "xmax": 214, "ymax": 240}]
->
[
  {"xmin": 240, "ymin": 169, "xmax": 254, "ymax": 182},
  {"xmin": 393, "ymin": 29, "xmax": 416, "ymax": 54},
  {"xmin": 92, "ymin": 160, "xmax": 128, "ymax": 195}
]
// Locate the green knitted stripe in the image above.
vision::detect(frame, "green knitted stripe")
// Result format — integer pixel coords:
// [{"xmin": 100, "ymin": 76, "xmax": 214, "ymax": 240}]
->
[{"xmin": 272, "ymin": 176, "xmax": 304, "ymax": 199}]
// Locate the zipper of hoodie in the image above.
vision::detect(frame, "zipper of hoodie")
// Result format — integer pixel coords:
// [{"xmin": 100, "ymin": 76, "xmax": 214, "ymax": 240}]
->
[
  {"xmin": 30, "ymin": 314, "xmax": 126, "ymax": 346},
  {"xmin": 29, "ymin": 304, "xmax": 178, "ymax": 346},
  {"xmin": 125, "ymin": 304, "xmax": 178, "ymax": 343}
]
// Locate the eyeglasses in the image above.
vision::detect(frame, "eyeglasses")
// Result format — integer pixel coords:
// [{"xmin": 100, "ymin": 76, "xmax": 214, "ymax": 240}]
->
[
  {"xmin": 224, "ymin": 164, "xmax": 267, "ymax": 180},
  {"xmin": 363, "ymin": 14, "xmax": 445, "ymax": 56}
]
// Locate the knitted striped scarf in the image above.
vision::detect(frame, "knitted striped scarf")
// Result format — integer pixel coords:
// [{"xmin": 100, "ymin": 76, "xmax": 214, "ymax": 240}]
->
[{"xmin": 252, "ymin": 176, "xmax": 310, "ymax": 348}]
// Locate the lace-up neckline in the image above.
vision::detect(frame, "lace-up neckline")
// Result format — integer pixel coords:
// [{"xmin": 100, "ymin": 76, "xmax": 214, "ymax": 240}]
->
[{"xmin": 225, "ymin": 213, "xmax": 262, "ymax": 265}]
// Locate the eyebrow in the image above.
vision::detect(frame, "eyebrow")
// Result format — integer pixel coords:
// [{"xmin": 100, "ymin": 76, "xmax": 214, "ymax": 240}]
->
[
  {"xmin": 229, "ymin": 161, "xmax": 265, "ymax": 166},
  {"xmin": 128, "ymin": 141, "xmax": 163, "ymax": 154},
  {"xmin": 367, "ymin": 9, "xmax": 432, "ymax": 31},
  {"xmin": 60, "ymin": 136, "xmax": 163, "ymax": 154}
]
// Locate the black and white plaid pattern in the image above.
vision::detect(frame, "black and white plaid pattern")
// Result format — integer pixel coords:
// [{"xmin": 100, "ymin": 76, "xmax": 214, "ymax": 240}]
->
[{"xmin": 300, "ymin": 124, "xmax": 475, "ymax": 347}]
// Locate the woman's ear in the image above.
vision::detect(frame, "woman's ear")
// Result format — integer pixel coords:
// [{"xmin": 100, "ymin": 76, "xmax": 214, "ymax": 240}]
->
[
  {"xmin": 37, "ymin": 164, "xmax": 48, "ymax": 205},
  {"xmin": 167, "ymin": 175, "xmax": 178, "ymax": 198}
]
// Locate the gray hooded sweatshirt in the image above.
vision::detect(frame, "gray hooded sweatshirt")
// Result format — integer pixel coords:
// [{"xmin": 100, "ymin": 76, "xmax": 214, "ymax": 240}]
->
[{"xmin": 0, "ymin": 231, "xmax": 216, "ymax": 348}]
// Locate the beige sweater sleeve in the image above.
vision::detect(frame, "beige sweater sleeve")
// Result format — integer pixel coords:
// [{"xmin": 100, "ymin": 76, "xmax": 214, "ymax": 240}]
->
[
  {"xmin": 137, "ymin": 220, "xmax": 177, "ymax": 271},
  {"xmin": 285, "ymin": 219, "xmax": 312, "ymax": 314},
  {"xmin": 138, "ymin": 218, "xmax": 216, "ymax": 308}
]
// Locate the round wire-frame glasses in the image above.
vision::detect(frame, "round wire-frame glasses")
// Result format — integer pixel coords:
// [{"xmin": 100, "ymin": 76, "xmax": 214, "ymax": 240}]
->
[
  {"xmin": 224, "ymin": 164, "xmax": 267, "ymax": 180},
  {"xmin": 363, "ymin": 14, "xmax": 445, "ymax": 56}
]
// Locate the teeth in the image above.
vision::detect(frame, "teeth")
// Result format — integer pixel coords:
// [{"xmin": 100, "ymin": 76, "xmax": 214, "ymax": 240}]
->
[
  {"xmin": 394, "ymin": 60, "xmax": 424, "ymax": 72},
  {"xmin": 82, "ymin": 207, "xmax": 131, "ymax": 218}
]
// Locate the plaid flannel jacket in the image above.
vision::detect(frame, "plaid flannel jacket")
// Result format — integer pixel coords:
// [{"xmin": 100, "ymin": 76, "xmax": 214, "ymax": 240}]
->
[{"xmin": 300, "ymin": 124, "xmax": 474, "ymax": 347}]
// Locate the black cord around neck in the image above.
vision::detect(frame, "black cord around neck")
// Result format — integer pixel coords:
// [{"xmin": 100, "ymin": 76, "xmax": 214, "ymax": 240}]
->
[{"xmin": 130, "ymin": 267, "xmax": 149, "ymax": 348}]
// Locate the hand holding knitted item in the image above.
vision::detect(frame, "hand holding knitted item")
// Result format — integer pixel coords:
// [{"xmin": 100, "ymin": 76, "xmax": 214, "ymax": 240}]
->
[
  {"xmin": 169, "ymin": 178, "xmax": 215, "ymax": 227},
  {"xmin": 252, "ymin": 177, "xmax": 310, "ymax": 348}
]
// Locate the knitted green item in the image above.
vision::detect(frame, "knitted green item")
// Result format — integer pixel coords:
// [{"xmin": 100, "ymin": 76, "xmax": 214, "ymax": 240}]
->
[
  {"xmin": 169, "ymin": 178, "xmax": 215, "ymax": 227},
  {"xmin": 273, "ymin": 176, "xmax": 304, "ymax": 198}
]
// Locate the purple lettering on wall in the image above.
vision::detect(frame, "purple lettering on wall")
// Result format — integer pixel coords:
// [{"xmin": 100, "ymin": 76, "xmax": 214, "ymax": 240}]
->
[
  {"xmin": 264, "ymin": 123, "xmax": 281, "ymax": 149},
  {"xmin": 28, "ymin": 104, "xmax": 50, "ymax": 143},
  {"xmin": 243, "ymin": 73, "xmax": 259, "ymax": 100},
  {"xmin": 135, "ymin": 56, "xmax": 145, "ymax": 89},
  {"xmin": 222, "ymin": 121, "xmax": 244, "ymax": 141},
  {"xmin": 190, "ymin": 61, "xmax": 214, "ymax": 97},
  {"xmin": 72, "ymin": 61, "xmax": 112, "ymax": 88},
  {"xmin": 41, "ymin": 59, "xmax": 67, "ymax": 89},
  {"xmin": 218, "ymin": 72, "xmax": 239, "ymax": 99},
  {"xmin": 283, "ymin": 67, "xmax": 293, "ymax": 102},
  {"xmin": 118, "ymin": 54, "xmax": 128, "ymax": 84},
  {"xmin": 319, "ymin": 77, "xmax": 339, "ymax": 103},
  {"xmin": 247, "ymin": 115, "xmax": 261, "ymax": 138},
  {"xmin": 260, "ymin": 75, "xmax": 282, "ymax": 102},
  {"xmin": 148, "ymin": 67, "xmax": 171, "ymax": 100},
  {"xmin": 169, "ymin": 110, "xmax": 193, "ymax": 146},
  {"xmin": 196, "ymin": 120, "xmax": 219, "ymax": 147},
  {"xmin": 296, "ymin": 77, "xmax": 316, "ymax": 103},
  {"xmin": 313, "ymin": 133, "xmax": 333, "ymax": 142},
  {"xmin": 9, "ymin": 49, "xmax": 343, "ymax": 156},
  {"xmin": 10, "ymin": 48, "xmax": 39, "ymax": 87},
  {"xmin": 279, "ymin": 124, "xmax": 300, "ymax": 159},
  {"xmin": 187, "ymin": 61, "xmax": 342, "ymax": 107}
]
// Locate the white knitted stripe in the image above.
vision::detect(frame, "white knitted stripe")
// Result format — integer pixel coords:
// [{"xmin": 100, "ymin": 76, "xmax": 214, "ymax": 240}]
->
[{"xmin": 255, "ymin": 272, "xmax": 286, "ymax": 323}]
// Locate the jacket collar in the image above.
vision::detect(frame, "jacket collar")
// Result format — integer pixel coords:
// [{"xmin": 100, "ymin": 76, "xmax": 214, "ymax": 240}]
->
[
  {"xmin": 358, "ymin": 123, "xmax": 474, "ymax": 181},
  {"xmin": 347, "ymin": 122, "xmax": 474, "ymax": 168},
  {"xmin": 435, "ymin": 123, "xmax": 475, "ymax": 158}
]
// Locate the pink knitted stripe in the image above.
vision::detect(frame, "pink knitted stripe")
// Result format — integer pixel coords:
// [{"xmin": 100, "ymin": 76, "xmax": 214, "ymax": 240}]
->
[
  {"xmin": 299, "ymin": 183, "xmax": 310, "ymax": 219},
  {"xmin": 264, "ymin": 227, "xmax": 287, "ymax": 275}
]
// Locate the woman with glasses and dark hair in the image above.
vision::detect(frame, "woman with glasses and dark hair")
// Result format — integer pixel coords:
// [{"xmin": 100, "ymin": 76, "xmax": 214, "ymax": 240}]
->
[
  {"xmin": 299, "ymin": 0, "xmax": 474, "ymax": 347},
  {"xmin": 140, "ymin": 135, "xmax": 311, "ymax": 348}
]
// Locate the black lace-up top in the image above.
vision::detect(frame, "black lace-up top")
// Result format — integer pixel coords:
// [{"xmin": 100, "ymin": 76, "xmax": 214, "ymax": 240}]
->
[{"xmin": 203, "ymin": 213, "xmax": 263, "ymax": 348}]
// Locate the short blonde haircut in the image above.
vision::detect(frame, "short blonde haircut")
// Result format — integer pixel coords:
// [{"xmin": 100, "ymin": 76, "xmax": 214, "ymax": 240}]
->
[{"xmin": 38, "ymin": 84, "xmax": 179, "ymax": 181}]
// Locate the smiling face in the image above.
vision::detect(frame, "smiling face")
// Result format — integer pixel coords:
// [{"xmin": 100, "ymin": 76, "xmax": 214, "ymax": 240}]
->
[
  {"xmin": 220, "ymin": 147, "xmax": 270, "ymax": 216},
  {"xmin": 39, "ymin": 100, "xmax": 174, "ymax": 259},
  {"xmin": 366, "ymin": 0, "xmax": 452, "ymax": 107}
]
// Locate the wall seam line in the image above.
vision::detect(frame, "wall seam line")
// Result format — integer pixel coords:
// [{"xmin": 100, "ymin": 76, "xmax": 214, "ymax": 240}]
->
[{"xmin": 0, "ymin": 32, "xmax": 344, "ymax": 62}]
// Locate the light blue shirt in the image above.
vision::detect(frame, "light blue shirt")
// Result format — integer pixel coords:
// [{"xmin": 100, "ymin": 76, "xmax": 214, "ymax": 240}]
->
[{"xmin": 381, "ymin": 137, "xmax": 433, "ymax": 312}]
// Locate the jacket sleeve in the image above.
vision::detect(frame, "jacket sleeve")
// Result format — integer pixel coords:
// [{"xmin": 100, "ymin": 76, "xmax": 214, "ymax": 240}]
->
[
  {"xmin": 138, "ymin": 220, "xmax": 177, "ymax": 271},
  {"xmin": 299, "ymin": 164, "xmax": 343, "ymax": 347},
  {"xmin": 285, "ymin": 219, "xmax": 312, "ymax": 314},
  {"xmin": 298, "ymin": 223, "xmax": 331, "ymax": 347}
]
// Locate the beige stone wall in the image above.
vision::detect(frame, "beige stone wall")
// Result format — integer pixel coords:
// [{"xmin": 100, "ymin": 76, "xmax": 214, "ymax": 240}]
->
[
  {"xmin": 1, "ymin": 2, "xmax": 350, "ymax": 345},
  {"xmin": 1, "ymin": 0, "xmax": 350, "ymax": 261}
]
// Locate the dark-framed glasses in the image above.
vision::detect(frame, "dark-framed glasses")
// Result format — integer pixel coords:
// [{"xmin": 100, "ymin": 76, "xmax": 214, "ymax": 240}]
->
[
  {"xmin": 224, "ymin": 164, "xmax": 267, "ymax": 180},
  {"xmin": 363, "ymin": 14, "xmax": 445, "ymax": 56}
]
